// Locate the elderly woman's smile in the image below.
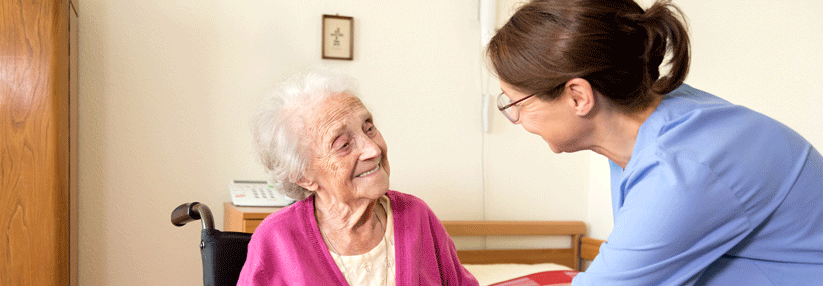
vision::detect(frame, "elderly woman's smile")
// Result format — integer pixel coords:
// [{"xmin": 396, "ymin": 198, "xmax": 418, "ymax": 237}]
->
[{"xmin": 355, "ymin": 163, "xmax": 381, "ymax": 178}]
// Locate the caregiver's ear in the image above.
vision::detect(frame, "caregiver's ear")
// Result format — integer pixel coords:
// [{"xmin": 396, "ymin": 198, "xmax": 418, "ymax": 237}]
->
[{"xmin": 565, "ymin": 78, "xmax": 595, "ymax": 116}]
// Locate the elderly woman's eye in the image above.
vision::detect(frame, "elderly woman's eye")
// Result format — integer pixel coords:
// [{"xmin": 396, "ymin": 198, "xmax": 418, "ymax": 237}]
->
[
  {"xmin": 332, "ymin": 136, "xmax": 350, "ymax": 150},
  {"xmin": 338, "ymin": 141, "xmax": 351, "ymax": 150}
]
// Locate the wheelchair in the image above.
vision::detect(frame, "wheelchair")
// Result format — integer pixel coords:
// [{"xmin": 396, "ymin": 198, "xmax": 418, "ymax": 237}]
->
[{"xmin": 171, "ymin": 202, "xmax": 252, "ymax": 286}]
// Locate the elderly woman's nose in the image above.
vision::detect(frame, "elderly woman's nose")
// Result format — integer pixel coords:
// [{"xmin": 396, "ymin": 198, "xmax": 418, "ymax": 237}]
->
[{"xmin": 357, "ymin": 136, "xmax": 382, "ymax": 159}]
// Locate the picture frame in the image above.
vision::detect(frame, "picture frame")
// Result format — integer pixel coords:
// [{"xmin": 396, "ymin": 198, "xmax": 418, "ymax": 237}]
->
[{"xmin": 322, "ymin": 15, "xmax": 354, "ymax": 60}]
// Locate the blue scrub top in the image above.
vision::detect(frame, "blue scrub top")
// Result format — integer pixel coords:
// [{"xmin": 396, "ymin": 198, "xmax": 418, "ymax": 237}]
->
[{"xmin": 572, "ymin": 84, "xmax": 823, "ymax": 285}]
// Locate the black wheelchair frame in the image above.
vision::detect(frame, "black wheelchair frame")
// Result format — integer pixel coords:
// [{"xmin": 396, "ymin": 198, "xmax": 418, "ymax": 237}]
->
[{"xmin": 171, "ymin": 202, "xmax": 252, "ymax": 286}]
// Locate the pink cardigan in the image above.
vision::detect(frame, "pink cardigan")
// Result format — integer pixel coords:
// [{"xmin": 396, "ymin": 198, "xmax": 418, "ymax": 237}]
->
[{"xmin": 237, "ymin": 191, "xmax": 479, "ymax": 286}]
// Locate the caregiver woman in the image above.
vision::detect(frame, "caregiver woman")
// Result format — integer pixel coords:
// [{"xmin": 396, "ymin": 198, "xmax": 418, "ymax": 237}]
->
[{"xmin": 487, "ymin": 0, "xmax": 823, "ymax": 285}]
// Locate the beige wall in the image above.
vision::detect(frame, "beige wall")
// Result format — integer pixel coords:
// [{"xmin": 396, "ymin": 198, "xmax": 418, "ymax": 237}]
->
[{"xmin": 78, "ymin": 0, "xmax": 822, "ymax": 285}]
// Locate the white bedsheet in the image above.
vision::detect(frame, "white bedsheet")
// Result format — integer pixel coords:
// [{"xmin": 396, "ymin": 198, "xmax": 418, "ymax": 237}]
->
[{"xmin": 463, "ymin": 263, "xmax": 573, "ymax": 286}]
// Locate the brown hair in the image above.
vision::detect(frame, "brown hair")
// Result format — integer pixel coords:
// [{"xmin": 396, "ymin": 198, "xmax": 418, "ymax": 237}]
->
[{"xmin": 487, "ymin": 0, "xmax": 690, "ymax": 112}]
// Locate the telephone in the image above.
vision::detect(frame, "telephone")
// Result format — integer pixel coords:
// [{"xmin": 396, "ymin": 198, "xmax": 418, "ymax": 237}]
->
[{"xmin": 229, "ymin": 180, "xmax": 296, "ymax": 207}]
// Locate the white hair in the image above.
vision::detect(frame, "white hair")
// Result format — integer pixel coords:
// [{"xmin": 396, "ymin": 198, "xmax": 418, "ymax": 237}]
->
[{"xmin": 250, "ymin": 68, "xmax": 361, "ymax": 200}]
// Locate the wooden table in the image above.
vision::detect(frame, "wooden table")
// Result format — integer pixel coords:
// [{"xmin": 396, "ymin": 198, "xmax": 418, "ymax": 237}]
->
[{"xmin": 223, "ymin": 202, "xmax": 284, "ymax": 233}]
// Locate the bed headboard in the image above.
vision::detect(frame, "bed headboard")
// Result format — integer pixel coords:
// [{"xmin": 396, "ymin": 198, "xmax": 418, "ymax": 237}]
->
[{"xmin": 442, "ymin": 221, "xmax": 593, "ymax": 270}]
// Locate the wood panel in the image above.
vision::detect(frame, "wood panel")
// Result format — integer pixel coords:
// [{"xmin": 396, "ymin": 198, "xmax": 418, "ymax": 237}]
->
[
  {"xmin": 69, "ymin": 2, "xmax": 79, "ymax": 285},
  {"xmin": 456, "ymin": 248, "xmax": 577, "ymax": 269},
  {"xmin": 1, "ymin": 0, "xmax": 74, "ymax": 285},
  {"xmin": 223, "ymin": 202, "xmax": 284, "ymax": 233},
  {"xmin": 580, "ymin": 236, "xmax": 605, "ymax": 262},
  {"xmin": 244, "ymin": 219, "xmax": 264, "ymax": 233},
  {"xmin": 442, "ymin": 221, "xmax": 587, "ymax": 271},
  {"xmin": 442, "ymin": 221, "xmax": 586, "ymax": 236}
]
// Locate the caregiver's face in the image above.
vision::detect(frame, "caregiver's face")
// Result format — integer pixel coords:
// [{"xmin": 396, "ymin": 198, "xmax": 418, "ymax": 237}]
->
[
  {"xmin": 499, "ymin": 80, "xmax": 580, "ymax": 154},
  {"xmin": 301, "ymin": 93, "xmax": 390, "ymax": 202}
]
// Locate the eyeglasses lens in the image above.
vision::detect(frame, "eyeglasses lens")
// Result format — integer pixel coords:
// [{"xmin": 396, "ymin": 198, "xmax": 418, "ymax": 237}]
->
[{"xmin": 497, "ymin": 93, "xmax": 517, "ymax": 122}]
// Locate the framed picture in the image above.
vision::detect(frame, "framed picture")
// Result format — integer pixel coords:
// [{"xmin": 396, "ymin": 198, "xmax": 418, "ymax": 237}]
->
[{"xmin": 322, "ymin": 15, "xmax": 354, "ymax": 60}]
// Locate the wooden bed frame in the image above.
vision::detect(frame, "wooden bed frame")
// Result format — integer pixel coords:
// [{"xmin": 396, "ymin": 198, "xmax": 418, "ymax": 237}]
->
[{"xmin": 442, "ymin": 221, "xmax": 605, "ymax": 271}]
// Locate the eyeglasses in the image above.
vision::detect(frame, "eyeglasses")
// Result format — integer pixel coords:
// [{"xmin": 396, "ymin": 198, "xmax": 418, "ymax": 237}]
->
[{"xmin": 497, "ymin": 91, "xmax": 538, "ymax": 123}]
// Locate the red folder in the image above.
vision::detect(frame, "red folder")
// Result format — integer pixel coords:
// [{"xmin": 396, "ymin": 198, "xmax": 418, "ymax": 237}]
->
[{"xmin": 489, "ymin": 270, "xmax": 579, "ymax": 286}]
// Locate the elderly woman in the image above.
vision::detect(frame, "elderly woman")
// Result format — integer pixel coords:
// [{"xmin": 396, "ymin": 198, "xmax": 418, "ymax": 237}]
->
[{"xmin": 237, "ymin": 69, "xmax": 478, "ymax": 286}]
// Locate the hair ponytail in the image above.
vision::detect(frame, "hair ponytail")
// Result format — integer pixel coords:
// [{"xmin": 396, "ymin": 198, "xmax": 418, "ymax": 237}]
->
[{"xmin": 635, "ymin": 0, "xmax": 690, "ymax": 96}]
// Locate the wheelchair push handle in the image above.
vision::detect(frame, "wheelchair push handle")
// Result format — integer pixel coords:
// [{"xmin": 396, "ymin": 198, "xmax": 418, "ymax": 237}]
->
[{"xmin": 171, "ymin": 202, "xmax": 215, "ymax": 230}]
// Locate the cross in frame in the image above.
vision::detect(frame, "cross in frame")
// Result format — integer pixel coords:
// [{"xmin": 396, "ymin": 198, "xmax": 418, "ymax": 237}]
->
[{"xmin": 331, "ymin": 28, "xmax": 344, "ymax": 46}]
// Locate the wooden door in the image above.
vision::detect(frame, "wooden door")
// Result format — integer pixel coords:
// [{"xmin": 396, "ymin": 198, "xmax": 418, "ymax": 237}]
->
[{"xmin": 1, "ymin": 0, "xmax": 77, "ymax": 285}]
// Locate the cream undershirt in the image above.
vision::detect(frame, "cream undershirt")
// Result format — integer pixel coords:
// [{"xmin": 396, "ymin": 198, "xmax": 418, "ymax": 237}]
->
[{"xmin": 326, "ymin": 195, "xmax": 396, "ymax": 286}]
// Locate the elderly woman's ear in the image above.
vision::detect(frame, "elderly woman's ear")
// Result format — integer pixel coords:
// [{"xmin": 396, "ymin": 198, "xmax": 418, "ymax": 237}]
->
[{"xmin": 296, "ymin": 177, "xmax": 318, "ymax": 192}]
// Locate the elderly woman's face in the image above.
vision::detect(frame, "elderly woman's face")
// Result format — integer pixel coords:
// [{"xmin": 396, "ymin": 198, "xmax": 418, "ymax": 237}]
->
[{"xmin": 299, "ymin": 93, "xmax": 390, "ymax": 202}]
